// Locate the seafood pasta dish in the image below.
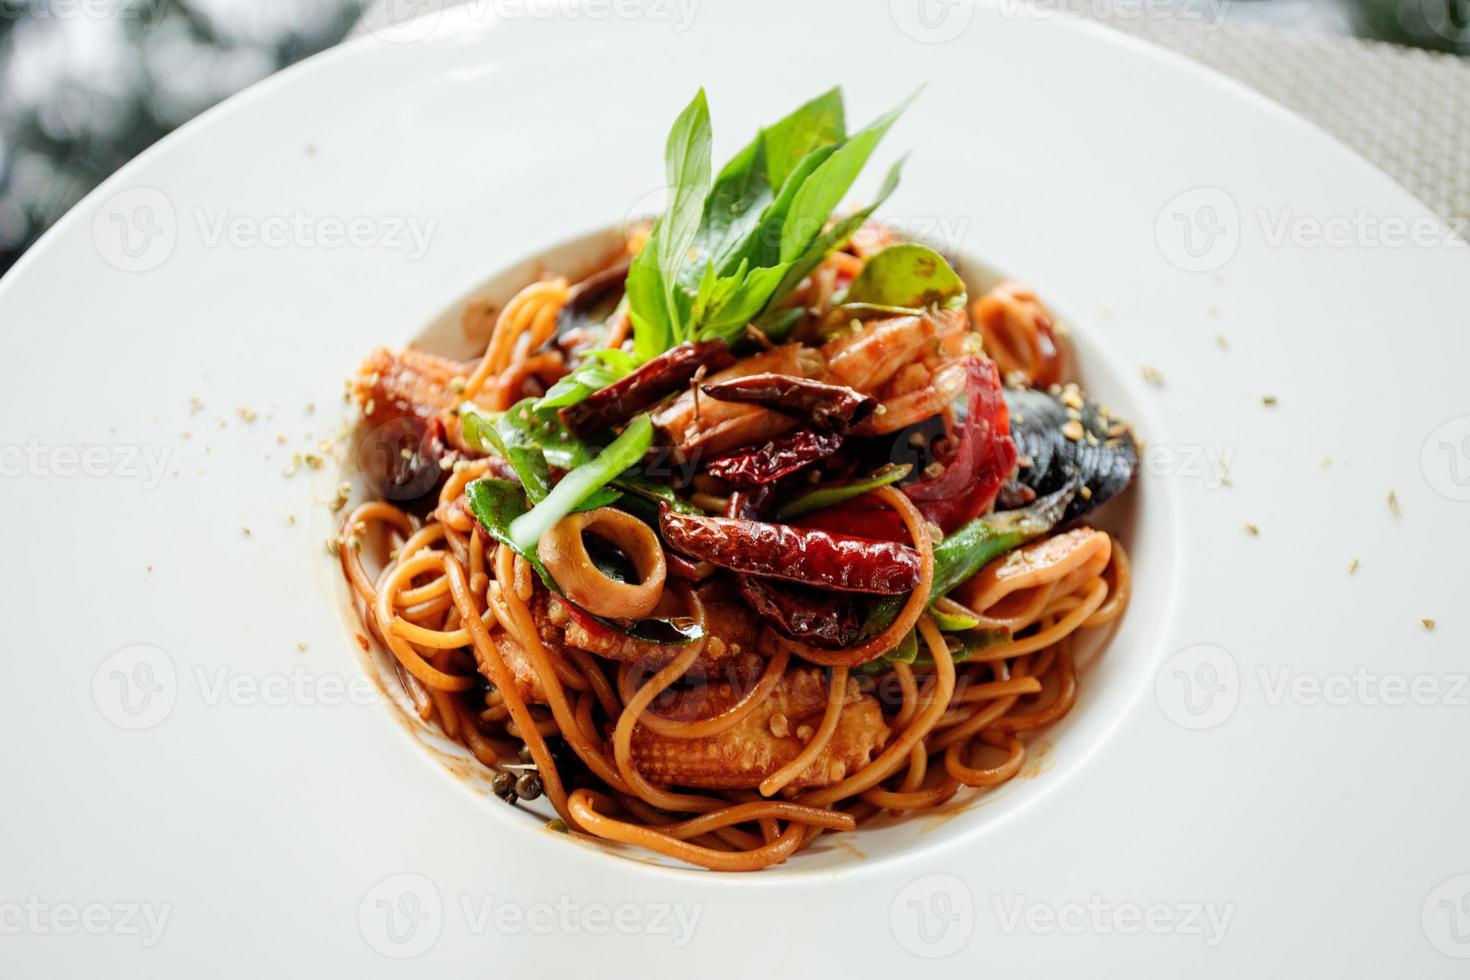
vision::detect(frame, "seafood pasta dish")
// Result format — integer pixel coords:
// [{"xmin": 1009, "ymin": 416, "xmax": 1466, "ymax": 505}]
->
[{"xmin": 337, "ymin": 87, "xmax": 1138, "ymax": 871}]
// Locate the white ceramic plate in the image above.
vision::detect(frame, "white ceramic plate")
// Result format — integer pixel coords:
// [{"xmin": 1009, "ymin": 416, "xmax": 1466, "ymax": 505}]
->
[{"xmin": 2, "ymin": 1, "xmax": 1467, "ymax": 974}]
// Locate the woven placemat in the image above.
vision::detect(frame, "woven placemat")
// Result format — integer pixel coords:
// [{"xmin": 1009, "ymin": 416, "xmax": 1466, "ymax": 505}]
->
[
  {"xmin": 353, "ymin": 0, "xmax": 1470, "ymax": 232},
  {"xmin": 1039, "ymin": 0, "xmax": 1470, "ymax": 234}
]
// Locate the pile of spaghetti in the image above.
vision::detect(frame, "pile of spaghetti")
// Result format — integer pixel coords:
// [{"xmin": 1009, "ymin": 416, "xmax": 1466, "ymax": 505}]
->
[{"xmin": 337, "ymin": 87, "xmax": 1137, "ymax": 871}]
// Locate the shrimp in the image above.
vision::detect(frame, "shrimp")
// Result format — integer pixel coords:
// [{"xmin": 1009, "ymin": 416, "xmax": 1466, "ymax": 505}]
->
[
  {"xmin": 823, "ymin": 308, "xmax": 971, "ymax": 434},
  {"xmin": 821, "ymin": 307, "xmax": 966, "ymax": 392},
  {"xmin": 852, "ymin": 358, "xmax": 970, "ymax": 435}
]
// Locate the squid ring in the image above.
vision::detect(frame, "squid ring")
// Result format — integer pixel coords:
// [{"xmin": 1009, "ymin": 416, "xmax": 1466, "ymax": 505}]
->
[{"xmin": 537, "ymin": 507, "xmax": 666, "ymax": 620}]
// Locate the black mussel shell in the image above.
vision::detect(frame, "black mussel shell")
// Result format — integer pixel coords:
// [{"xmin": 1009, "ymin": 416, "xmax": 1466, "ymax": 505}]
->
[{"xmin": 1000, "ymin": 385, "xmax": 1138, "ymax": 523}]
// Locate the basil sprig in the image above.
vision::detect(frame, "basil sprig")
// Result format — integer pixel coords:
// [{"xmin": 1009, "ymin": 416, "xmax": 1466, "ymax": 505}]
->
[{"xmin": 627, "ymin": 85, "xmax": 916, "ymax": 359}]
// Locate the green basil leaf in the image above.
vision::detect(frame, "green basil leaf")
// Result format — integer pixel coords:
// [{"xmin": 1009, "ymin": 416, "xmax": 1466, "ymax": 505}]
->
[
  {"xmin": 690, "ymin": 257, "xmax": 750, "ymax": 328},
  {"xmin": 778, "ymin": 91, "xmax": 916, "ymax": 264},
  {"xmin": 755, "ymin": 307, "xmax": 805, "ymax": 344},
  {"xmin": 761, "ymin": 87, "xmax": 846, "ymax": 192},
  {"xmin": 493, "ymin": 399, "xmax": 594, "ymax": 471},
  {"xmin": 534, "ymin": 348, "xmax": 639, "ymax": 413},
  {"xmin": 774, "ymin": 463, "xmax": 913, "ymax": 520},
  {"xmin": 744, "ymin": 143, "xmax": 840, "ymax": 271},
  {"xmin": 457, "ymin": 403, "xmax": 500, "ymax": 454},
  {"xmin": 657, "ymin": 90, "xmax": 713, "ymax": 336},
  {"xmin": 462, "ymin": 402, "xmax": 619, "ymax": 511},
  {"xmin": 627, "ymin": 245, "xmax": 673, "ymax": 362},
  {"xmin": 756, "ymin": 156, "xmax": 905, "ymax": 327},
  {"xmin": 611, "ymin": 473, "xmax": 704, "ymax": 515},
  {"xmin": 464, "ymin": 478, "xmax": 549, "ymax": 581},
  {"xmin": 844, "ymin": 243, "xmax": 967, "ymax": 311},
  {"xmin": 685, "ymin": 87, "xmax": 847, "ymax": 293},
  {"xmin": 628, "ymin": 89, "xmax": 713, "ymax": 359},
  {"xmin": 629, "ymin": 87, "xmax": 916, "ymax": 360},
  {"xmin": 680, "ymin": 141, "xmax": 769, "ymax": 296},
  {"xmin": 694, "ymin": 261, "xmax": 794, "ymax": 343}
]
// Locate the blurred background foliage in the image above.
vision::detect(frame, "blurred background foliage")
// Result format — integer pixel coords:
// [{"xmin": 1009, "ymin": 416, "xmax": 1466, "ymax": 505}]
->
[{"xmin": 0, "ymin": 0, "xmax": 1466, "ymax": 275}]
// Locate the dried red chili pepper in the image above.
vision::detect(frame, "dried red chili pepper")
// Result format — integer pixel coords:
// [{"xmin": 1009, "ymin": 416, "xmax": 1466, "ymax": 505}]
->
[
  {"xmin": 722, "ymin": 488, "xmax": 859, "ymax": 646},
  {"xmin": 735, "ymin": 575, "xmax": 862, "ymax": 648},
  {"xmin": 665, "ymin": 551, "xmax": 717, "ymax": 582},
  {"xmin": 793, "ymin": 357, "xmax": 1017, "ymax": 540},
  {"xmin": 658, "ymin": 503, "xmax": 920, "ymax": 595},
  {"xmin": 792, "ymin": 492, "xmax": 908, "ymax": 543},
  {"xmin": 701, "ymin": 373, "xmax": 876, "ymax": 433},
  {"xmin": 704, "ymin": 428, "xmax": 843, "ymax": 487},
  {"xmin": 726, "ymin": 486, "xmax": 774, "ymax": 520},
  {"xmin": 559, "ymin": 339, "xmax": 734, "ymax": 436},
  {"xmin": 903, "ymin": 355, "xmax": 1017, "ymax": 532}
]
